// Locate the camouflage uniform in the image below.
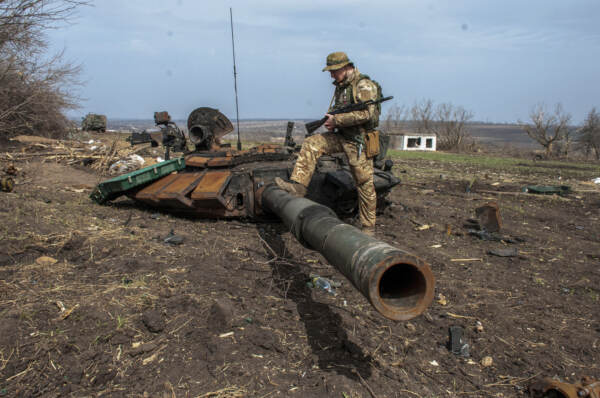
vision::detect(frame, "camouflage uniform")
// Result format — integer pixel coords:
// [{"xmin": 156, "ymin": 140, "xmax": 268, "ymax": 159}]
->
[{"xmin": 291, "ymin": 53, "xmax": 380, "ymax": 229}]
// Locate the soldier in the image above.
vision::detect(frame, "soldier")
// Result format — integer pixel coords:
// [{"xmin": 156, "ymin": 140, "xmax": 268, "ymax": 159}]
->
[{"xmin": 275, "ymin": 51, "xmax": 381, "ymax": 235}]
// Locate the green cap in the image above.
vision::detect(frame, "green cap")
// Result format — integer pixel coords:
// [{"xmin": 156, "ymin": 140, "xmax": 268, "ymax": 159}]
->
[{"xmin": 322, "ymin": 51, "xmax": 352, "ymax": 71}]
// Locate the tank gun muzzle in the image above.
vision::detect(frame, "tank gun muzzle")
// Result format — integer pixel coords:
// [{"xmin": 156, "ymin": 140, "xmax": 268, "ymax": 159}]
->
[{"xmin": 260, "ymin": 185, "xmax": 435, "ymax": 321}]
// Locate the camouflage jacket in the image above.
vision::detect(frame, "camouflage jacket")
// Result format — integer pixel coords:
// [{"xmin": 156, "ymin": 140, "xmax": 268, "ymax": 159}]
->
[{"xmin": 328, "ymin": 68, "xmax": 379, "ymax": 143}]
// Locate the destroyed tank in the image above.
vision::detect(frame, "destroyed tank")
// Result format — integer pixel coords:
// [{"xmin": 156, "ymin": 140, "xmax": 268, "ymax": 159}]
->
[
  {"xmin": 91, "ymin": 107, "xmax": 435, "ymax": 321},
  {"xmin": 93, "ymin": 107, "xmax": 400, "ymax": 220}
]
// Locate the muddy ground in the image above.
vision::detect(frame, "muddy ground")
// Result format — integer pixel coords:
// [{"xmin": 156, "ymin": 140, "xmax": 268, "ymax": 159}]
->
[{"xmin": 0, "ymin": 135, "xmax": 599, "ymax": 397}]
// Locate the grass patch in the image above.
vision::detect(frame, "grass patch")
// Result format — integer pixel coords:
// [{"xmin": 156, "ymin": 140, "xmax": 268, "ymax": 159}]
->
[
  {"xmin": 116, "ymin": 315, "xmax": 126, "ymax": 329},
  {"xmin": 388, "ymin": 150, "xmax": 600, "ymax": 179}
]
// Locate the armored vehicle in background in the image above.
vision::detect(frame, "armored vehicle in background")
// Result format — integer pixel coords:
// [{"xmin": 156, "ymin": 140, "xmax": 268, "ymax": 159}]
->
[{"xmin": 81, "ymin": 113, "xmax": 107, "ymax": 132}]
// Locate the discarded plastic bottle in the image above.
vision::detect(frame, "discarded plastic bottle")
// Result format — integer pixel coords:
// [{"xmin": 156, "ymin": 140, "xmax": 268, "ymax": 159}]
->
[{"xmin": 312, "ymin": 277, "xmax": 336, "ymax": 296}]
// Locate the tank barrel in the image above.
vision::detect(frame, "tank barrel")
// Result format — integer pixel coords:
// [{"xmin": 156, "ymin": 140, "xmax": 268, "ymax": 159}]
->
[{"xmin": 261, "ymin": 185, "xmax": 435, "ymax": 321}]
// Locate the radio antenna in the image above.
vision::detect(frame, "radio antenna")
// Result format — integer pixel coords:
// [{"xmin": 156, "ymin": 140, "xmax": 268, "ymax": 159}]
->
[{"xmin": 229, "ymin": 7, "xmax": 242, "ymax": 151}]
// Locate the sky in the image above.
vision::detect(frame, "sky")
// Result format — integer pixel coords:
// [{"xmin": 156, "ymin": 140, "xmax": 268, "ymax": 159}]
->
[{"xmin": 48, "ymin": 0, "xmax": 600, "ymax": 123}]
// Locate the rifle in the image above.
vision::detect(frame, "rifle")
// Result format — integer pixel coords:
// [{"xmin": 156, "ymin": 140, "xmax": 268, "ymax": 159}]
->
[{"xmin": 304, "ymin": 96, "xmax": 393, "ymax": 136}]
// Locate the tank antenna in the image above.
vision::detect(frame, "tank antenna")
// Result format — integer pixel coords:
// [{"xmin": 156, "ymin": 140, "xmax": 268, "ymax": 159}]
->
[{"xmin": 229, "ymin": 7, "xmax": 242, "ymax": 151}]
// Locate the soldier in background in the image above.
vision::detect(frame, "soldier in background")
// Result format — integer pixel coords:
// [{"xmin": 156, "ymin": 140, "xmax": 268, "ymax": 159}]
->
[{"xmin": 275, "ymin": 51, "xmax": 381, "ymax": 235}]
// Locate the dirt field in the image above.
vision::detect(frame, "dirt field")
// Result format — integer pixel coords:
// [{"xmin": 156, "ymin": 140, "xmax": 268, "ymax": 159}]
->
[{"xmin": 1, "ymin": 134, "xmax": 599, "ymax": 397}]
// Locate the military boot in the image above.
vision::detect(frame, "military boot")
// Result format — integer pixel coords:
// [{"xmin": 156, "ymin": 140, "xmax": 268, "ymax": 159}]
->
[{"xmin": 274, "ymin": 177, "xmax": 307, "ymax": 197}]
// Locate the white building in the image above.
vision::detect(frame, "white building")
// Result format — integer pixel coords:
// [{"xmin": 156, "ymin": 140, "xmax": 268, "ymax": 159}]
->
[{"xmin": 390, "ymin": 134, "xmax": 437, "ymax": 151}]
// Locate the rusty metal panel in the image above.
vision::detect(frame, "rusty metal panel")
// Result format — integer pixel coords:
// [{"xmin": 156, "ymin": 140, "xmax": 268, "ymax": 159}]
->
[
  {"xmin": 206, "ymin": 157, "xmax": 236, "ymax": 167},
  {"xmin": 185, "ymin": 156, "xmax": 210, "ymax": 168},
  {"xmin": 134, "ymin": 173, "xmax": 180, "ymax": 203},
  {"xmin": 154, "ymin": 173, "xmax": 205, "ymax": 209},
  {"xmin": 475, "ymin": 202, "xmax": 502, "ymax": 232},
  {"xmin": 158, "ymin": 173, "xmax": 203, "ymax": 196},
  {"xmin": 191, "ymin": 171, "xmax": 231, "ymax": 200}
]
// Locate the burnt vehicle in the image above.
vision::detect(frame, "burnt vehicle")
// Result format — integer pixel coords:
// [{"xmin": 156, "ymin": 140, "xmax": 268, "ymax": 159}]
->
[
  {"xmin": 91, "ymin": 107, "xmax": 435, "ymax": 321},
  {"xmin": 94, "ymin": 107, "xmax": 400, "ymax": 220}
]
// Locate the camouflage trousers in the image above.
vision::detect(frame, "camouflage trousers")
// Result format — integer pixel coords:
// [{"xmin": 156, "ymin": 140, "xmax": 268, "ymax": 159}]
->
[{"xmin": 290, "ymin": 132, "xmax": 376, "ymax": 229}]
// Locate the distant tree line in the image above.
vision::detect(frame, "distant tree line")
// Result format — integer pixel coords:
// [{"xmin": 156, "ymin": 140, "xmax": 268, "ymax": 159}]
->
[
  {"xmin": 521, "ymin": 104, "xmax": 600, "ymax": 160},
  {"xmin": 0, "ymin": 0, "xmax": 88, "ymax": 138},
  {"xmin": 384, "ymin": 99, "xmax": 600, "ymax": 160}
]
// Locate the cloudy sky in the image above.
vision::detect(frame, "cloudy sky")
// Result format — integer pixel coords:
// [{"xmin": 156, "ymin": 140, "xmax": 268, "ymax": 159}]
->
[{"xmin": 49, "ymin": 0, "xmax": 600, "ymax": 123}]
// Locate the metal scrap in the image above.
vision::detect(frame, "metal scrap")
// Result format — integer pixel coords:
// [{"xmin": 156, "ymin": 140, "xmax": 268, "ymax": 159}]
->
[
  {"xmin": 475, "ymin": 202, "xmax": 502, "ymax": 232},
  {"xmin": 487, "ymin": 248, "xmax": 519, "ymax": 257},
  {"xmin": 1, "ymin": 177, "xmax": 14, "ymax": 192},
  {"xmin": 522, "ymin": 185, "xmax": 571, "ymax": 196}
]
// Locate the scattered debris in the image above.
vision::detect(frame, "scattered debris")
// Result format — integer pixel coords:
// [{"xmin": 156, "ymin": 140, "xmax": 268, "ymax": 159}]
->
[
  {"xmin": 59, "ymin": 304, "xmax": 79, "ymax": 320},
  {"xmin": 142, "ymin": 352, "xmax": 159, "ymax": 365},
  {"xmin": 474, "ymin": 321, "xmax": 484, "ymax": 333},
  {"xmin": 308, "ymin": 275, "xmax": 338, "ymax": 295},
  {"xmin": 468, "ymin": 229, "xmax": 524, "ymax": 243},
  {"xmin": 130, "ymin": 341, "xmax": 158, "ymax": 356},
  {"xmin": 4, "ymin": 163, "xmax": 17, "ymax": 175},
  {"xmin": 522, "ymin": 185, "xmax": 571, "ymax": 196},
  {"xmin": 35, "ymin": 256, "xmax": 58, "ymax": 266},
  {"xmin": 448, "ymin": 326, "xmax": 470, "ymax": 357},
  {"xmin": 465, "ymin": 177, "xmax": 477, "ymax": 193},
  {"xmin": 528, "ymin": 376, "xmax": 600, "ymax": 398},
  {"xmin": 446, "ymin": 312, "xmax": 477, "ymax": 320},
  {"xmin": 163, "ymin": 229, "xmax": 184, "ymax": 245},
  {"xmin": 108, "ymin": 154, "xmax": 145, "ymax": 175},
  {"xmin": 0, "ymin": 177, "xmax": 14, "ymax": 192},
  {"xmin": 437, "ymin": 293, "xmax": 447, "ymax": 306},
  {"xmin": 475, "ymin": 202, "xmax": 502, "ymax": 233},
  {"xmin": 429, "ymin": 360, "xmax": 439, "ymax": 367},
  {"xmin": 310, "ymin": 273, "xmax": 341, "ymax": 287},
  {"xmin": 592, "ymin": 177, "xmax": 600, "ymax": 184},
  {"xmin": 55, "ymin": 301, "xmax": 67, "ymax": 312},
  {"xmin": 450, "ymin": 258, "xmax": 483, "ymax": 262},
  {"xmin": 480, "ymin": 356, "xmax": 493, "ymax": 367},
  {"xmin": 487, "ymin": 247, "xmax": 519, "ymax": 257},
  {"xmin": 10, "ymin": 135, "xmax": 59, "ymax": 145}
]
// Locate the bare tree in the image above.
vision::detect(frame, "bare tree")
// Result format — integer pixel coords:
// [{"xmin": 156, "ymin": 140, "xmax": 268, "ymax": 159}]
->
[
  {"xmin": 0, "ymin": 0, "xmax": 88, "ymax": 138},
  {"xmin": 521, "ymin": 103, "xmax": 571, "ymax": 158},
  {"xmin": 383, "ymin": 103, "xmax": 409, "ymax": 134},
  {"xmin": 577, "ymin": 107, "xmax": 600, "ymax": 160},
  {"xmin": 431, "ymin": 102, "xmax": 473, "ymax": 150},
  {"xmin": 410, "ymin": 99, "xmax": 434, "ymax": 135}
]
